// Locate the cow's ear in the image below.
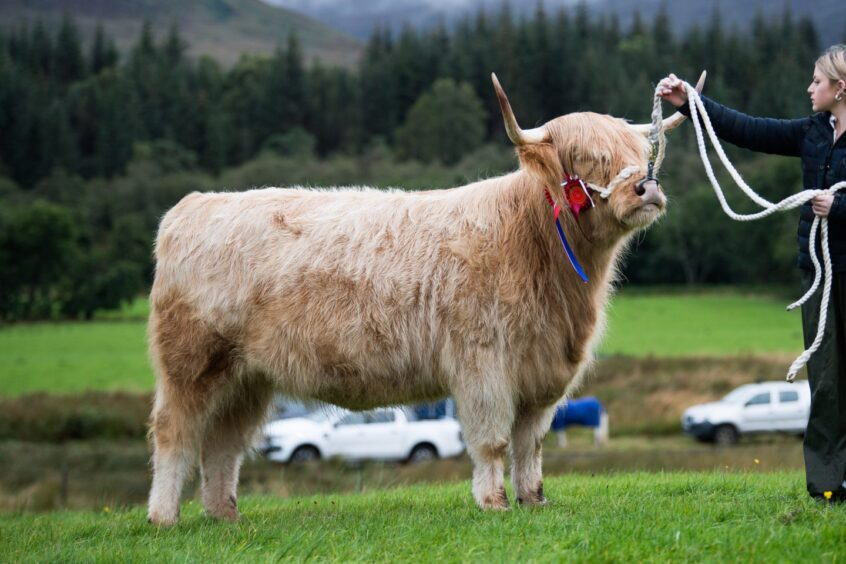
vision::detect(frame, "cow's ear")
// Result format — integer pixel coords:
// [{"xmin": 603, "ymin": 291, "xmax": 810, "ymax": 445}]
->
[{"xmin": 517, "ymin": 143, "xmax": 563, "ymax": 188}]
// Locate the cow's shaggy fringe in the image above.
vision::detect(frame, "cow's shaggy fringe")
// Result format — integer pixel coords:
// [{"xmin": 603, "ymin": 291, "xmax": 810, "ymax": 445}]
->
[{"xmin": 146, "ymin": 109, "xmax": 664, "ymax": 525}]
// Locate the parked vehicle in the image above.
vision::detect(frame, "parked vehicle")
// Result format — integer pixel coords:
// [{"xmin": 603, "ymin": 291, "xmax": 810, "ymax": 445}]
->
[
  {"xmin": 269, "ymin": 397, "xmax": 314, "ymax": 421},
  {"xmin": 682, "ymin": 380, "xmax": 811, "ymax": 445},
  {"xmin": 260, "ymin": 405, "xmax": 464, "ymax": 463}
]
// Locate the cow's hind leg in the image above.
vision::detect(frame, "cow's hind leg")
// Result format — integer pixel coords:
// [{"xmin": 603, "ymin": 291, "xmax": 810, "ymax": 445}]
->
[
  {"xmin": 147, "ymin": 378, "xmax": 208, "ymax": 526},
  {"xmin": 511, "ymin": 404, "xmax": 556, "ymax": 506},
  {"xmin": 146, "ymin": 295, "xmax": 234, "ymax": 526},
  {"xmin": 454, "ymin": 384, "xmax": 515, "ymax": 510},
  {"xmin": 200, "ymin": 375, "xmax": 274, "ymax": 521}
]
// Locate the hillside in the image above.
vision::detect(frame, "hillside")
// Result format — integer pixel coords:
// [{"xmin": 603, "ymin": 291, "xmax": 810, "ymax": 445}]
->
[
  {"xmin": 267, "ymin": 0, "xmax": 846, "ymax": 47},
  {"xmin": 0, "ymin": 0, "xmax": 363, "ymax": 68}
]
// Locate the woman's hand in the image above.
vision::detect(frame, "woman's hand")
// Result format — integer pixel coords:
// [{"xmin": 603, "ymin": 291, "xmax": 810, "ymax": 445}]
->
[
  {"xmin": 657, "ymin": 73, "xmax": 688, "ymax": 108},
  {"xmin": 812, "ymin": 194, "xmax": 835, "ymax": 217}
]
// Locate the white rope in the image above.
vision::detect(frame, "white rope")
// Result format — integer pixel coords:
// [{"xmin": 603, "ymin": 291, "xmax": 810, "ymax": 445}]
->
[
  {"xmin": 588, "ymin": 165, "xmax": 643, "ymax": 199},
  {"xmin": 650, "ymin": 93, "xmax": 667, "ymax": 176},
  {"xmin": 586, "ymin": 94, "xmax": 667, "ymax": 199},
  {"xmin": 679, "ymin": 81, "xmax": 846, "ymax": 381}
]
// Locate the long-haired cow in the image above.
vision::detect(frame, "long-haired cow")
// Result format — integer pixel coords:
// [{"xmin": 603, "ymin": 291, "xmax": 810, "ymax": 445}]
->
[{"xmin": 146, "ymin": 74, "xmax": 702, "ymax": 525}]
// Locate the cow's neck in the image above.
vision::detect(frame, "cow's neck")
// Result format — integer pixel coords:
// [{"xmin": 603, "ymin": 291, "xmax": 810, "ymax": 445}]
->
[
  {"xmin": 475, "ymin": 169, "xmax": 633, "ymax": 380},
  {"xmin": 508, "ymin": 170, "xmax": 629, "ymax": 296}
]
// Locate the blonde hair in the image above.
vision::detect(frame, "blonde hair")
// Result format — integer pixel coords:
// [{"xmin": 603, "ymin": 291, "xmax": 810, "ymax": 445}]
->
[{"xmin": 816, "ymin": 44, "xmax": 846, "ymax": 85}]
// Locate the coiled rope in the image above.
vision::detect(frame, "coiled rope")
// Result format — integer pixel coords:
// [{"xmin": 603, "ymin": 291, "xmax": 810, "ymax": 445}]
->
[{"xmin": 672, "ymin": 81, "xmax": 846, "ymax": 381}]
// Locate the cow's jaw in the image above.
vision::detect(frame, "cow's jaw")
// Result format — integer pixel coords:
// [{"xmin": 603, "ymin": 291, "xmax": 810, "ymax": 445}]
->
[{"xmin": 623, "ymin": 198, "xmax": 666, "ymax": 229}]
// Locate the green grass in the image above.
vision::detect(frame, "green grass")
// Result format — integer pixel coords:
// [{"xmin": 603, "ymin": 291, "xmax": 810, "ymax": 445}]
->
[
  {"xmin": 0, "ymin": 291, "xmax": 805, "ymax": 396},
  {"xmin": 1, "ymin": 472, "xmax": 844, "ymax": 562},
  {"xmin": 602, "ymin": 291, "xmax": 804, "ymax": 357},
  {"xmin": 93, "ymin": 296, "xmax": 150, "ymax": 321},
  {"xmin": 0, "ymin": 321, "xmax": 152, "ymax": 396}
]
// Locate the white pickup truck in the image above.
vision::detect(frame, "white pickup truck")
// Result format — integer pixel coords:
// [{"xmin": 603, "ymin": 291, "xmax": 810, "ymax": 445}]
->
[
  {"xmin": 260, "ymin": 405, "xmax": 465, "ymax": 463},
  {"xmin": 682, "ymin": 380, "xmax": 811, "ymax": 445}
]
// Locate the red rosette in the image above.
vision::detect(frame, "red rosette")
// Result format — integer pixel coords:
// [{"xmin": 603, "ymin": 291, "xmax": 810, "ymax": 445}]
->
[{"xmin": 567, "ymin": 185, "xmax": 588, "ymax": 207}]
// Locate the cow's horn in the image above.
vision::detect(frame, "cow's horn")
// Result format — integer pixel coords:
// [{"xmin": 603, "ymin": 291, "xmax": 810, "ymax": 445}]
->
[
  {"xmin": 491, "ymin": 73, "xmax": 550, "ymax": 145},
  {"xmin": 632, "ymin": 70, "xmax": 707, "ymax": 135}
]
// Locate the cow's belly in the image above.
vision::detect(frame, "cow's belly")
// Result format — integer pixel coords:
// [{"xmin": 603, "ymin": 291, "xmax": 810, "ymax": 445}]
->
[
  {"xmin": 261, "ymin": 351, "xmax": 448, "ymax": 411},
  {"xmin": 242, "ymin": 309, "xmax": 449, "ymax": 410}
]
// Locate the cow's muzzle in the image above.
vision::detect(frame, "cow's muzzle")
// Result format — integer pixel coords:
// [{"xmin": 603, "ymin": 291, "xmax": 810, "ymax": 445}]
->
[{"xmin": 635, "ymin": 178, "xmax": 665, "ymax": 208}]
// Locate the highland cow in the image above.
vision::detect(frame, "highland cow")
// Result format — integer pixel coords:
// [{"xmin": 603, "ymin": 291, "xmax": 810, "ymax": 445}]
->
[{"xmin": 146, "ymin": 74, "xmax": 702, "ymax": 525}]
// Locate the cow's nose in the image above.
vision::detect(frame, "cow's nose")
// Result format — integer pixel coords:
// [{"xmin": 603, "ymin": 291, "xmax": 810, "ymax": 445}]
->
[
  {"xmin": 637, "ymin": 179, "xmax": 664, "ymax": 206},
  {"xmin": 635, "ymin": 178, "xmax": 657, "ymax": 197}
]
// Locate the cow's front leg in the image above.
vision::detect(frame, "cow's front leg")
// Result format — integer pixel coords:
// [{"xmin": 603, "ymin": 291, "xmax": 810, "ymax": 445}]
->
[
  {"xmin": 511, "ymin": 404, "xmax": 556, "ymax": 506},
  {"xmin": 455, "ymin": 387, "xmax": 515, "ymax": 510}
]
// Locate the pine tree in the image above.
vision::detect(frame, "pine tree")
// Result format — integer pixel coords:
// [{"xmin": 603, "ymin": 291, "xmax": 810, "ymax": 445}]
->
[
  {"xmin": 284, "ymin": 34, "xmax": 305, "ymax": 128},
  {"xmin": 263, "ymin": 34, "xmax": 306, "ymax": 144},
  {"xmin": 128, "ymin": 20, "xmax": 163, "ymax": 140},
  {"xmin": 394, "ymin": 24, "xmax": 427, "ymax": 122},
  {"xmin": 54, "ymin": 13, "xmax": 84, "ymax": 84},
  {"xmin": 28, "ymin": 20, "xmax": 52, "ymax": 79},
  {"xmin": 360, "ymin": 26, "xmax": 399, "ymax": 141},
  {"xmin": 163, "ymin": 23, "xmax": 187, "ymax": 67},
  {"xmin": 89, "ymin": 24, "xmax": 118, "ymax": 74},
  {"xmin": 222, "ymin": 56, "xmax": 268, "ymax": 162}
]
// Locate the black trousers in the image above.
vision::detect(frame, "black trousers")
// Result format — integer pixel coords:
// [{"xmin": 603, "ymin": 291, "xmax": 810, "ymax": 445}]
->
[{"xmin": 800, "ymin": 270, "xmax": 846, "ymax": 497}]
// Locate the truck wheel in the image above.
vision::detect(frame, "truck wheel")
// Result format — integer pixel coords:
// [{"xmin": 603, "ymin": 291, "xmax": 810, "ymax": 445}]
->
[
  {"xmin": 289, "ymin": 445, "xmax": 320, "ymax": 463},
  {"xmin": 408, "ymin": 444, "xmax": 438, "ymax": 463},
  {"xmin": 713, "ymin": 425, "xmax": 738, "ymax": 446}
]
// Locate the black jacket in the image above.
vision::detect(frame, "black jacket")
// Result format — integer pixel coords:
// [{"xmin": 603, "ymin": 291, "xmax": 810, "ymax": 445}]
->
[{"xmin": 679, "ymin": 96, "xmax": 846, "ymax": 272}]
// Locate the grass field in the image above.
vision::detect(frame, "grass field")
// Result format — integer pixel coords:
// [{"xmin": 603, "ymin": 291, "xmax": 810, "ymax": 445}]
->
[
  {"xmin": 603, "ymin": 291, "xmax": 804, "ymax": 357},
  {"xmin": 2, "ymin": 472, "xmax": 844, "ymax": 562},
  {"xmin": 0, "ymin": 321, "xmax": 151, "ymax": 396},
  {"xmin": 0, "ymin": 291, "xmax": 804, "ymax": 396}
]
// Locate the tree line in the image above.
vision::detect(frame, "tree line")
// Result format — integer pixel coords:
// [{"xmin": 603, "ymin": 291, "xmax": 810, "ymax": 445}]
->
[{"xmin": 0, "ymin": 6, "xmax": 839, "ymax": 320}]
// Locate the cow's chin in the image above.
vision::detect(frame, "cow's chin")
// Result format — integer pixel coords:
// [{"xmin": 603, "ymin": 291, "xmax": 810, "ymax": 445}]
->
[{"xmin": 623, "ymin": 203, "xmax": 664, "ymax": 229}]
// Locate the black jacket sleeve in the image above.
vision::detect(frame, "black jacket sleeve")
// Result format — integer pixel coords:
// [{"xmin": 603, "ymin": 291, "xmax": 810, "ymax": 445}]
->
[{"xmin": 678, "ymin": 95, "xmax": 809, "ymax": 157}]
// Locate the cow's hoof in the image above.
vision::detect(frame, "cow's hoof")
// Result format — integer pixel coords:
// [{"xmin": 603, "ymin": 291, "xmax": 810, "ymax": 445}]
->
[
  {"xmin": 517, "ymin": 496, "xmax": 548, "ymax": 507},
  {"xmin": 206, "ymin": 510, "xmax": 240, "ymax": 522},
  {"xmin": 478, "ymin": 488, "xmax": 510, "ymax": 511},
  {"xmin": 517, "ymin": 484, "xmax": 548, "ymax": 507},
  {"xmin": 205, "ymin": 495, "xmax": 240, "ymax": 522},
  {"xmin": 147, "ymin": 511, "xmax": 179, "ymax": 527}
]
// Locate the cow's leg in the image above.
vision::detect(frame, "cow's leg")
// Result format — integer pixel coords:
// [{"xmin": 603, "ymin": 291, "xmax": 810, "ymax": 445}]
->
[
  {"xmin": 146, "ymin": 294, "xmax": 234, "ymax": 526},
  {"xmin": 511, "ymin": 404, "xmax": 556, "ymax": 506},
  {"xmin": 200, "ymin": 376, "xmax": 274, "ymax": 521},
  {"xmin": 455, "ymin": 386, "xmax": 515, "ymax": 510},
  {"xmin": 147, "ymin": 379, "xmax": 207, "ymax": 526}
]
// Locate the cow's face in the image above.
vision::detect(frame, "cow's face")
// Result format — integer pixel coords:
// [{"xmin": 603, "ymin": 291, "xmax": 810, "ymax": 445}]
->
[
  {"xmin": 491, "ymin": 72, "xmax": 705, "ymax": 235},
  {"xmin": 549, "ymin": 113, "xmax": 666, "ymax": 232}
]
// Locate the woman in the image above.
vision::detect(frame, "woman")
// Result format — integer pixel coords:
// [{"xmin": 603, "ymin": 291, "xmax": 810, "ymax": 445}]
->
[{"xmin": 658, "ymin": 45, "xmax": 846, "ymax": 502}]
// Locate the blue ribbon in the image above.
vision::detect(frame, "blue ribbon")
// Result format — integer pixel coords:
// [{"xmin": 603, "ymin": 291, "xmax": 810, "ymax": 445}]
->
[{"xmin": 554, "ymin": 218, "xmax": 589, "ymax": 283}]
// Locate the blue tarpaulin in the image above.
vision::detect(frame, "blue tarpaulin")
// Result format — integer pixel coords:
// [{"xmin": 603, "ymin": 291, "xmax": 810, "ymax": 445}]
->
[{"xmin": 551, "ymin": 397, "xmax": 604, "ymax": 430}]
